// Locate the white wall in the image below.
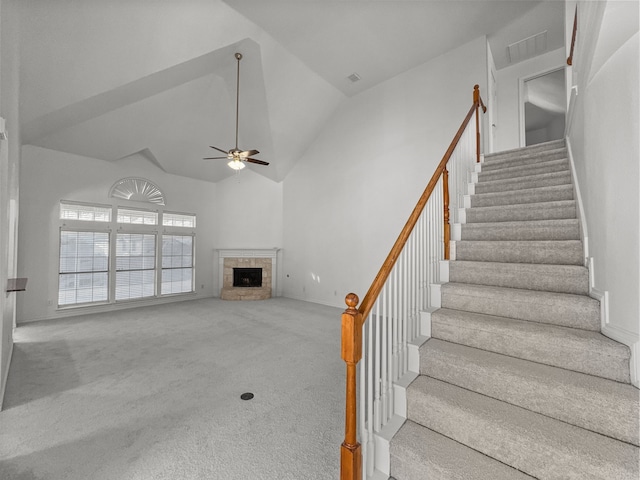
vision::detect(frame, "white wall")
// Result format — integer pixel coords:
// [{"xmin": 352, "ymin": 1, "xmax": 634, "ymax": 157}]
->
[
  {"xmin": 567, "ymin": 1, "xmax": 639, "ymax": 351},
  {"xmin": 17, "ymin": 146, "xmax": 219, "ymax": 323},
  {"xmin": 494, "ymin": 47, "xmax": 566, "ymax": 151},
  {"xmin": 214, "ymin": 169, "xmax": 282, "ymax": 249},
  {"xmin": 212, "ymin": 169, "xmax": 283, "ymax": 296},
  {"xmin": 0, "ymin": 0, "xmax": 21, "ymax": 409},
  {"xmin": 282, "ymin": 37, "xmax": 487, "ymax": 308}
]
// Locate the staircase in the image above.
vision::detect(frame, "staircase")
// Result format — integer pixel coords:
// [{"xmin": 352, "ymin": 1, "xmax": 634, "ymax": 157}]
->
[{"xmin": 389, "ymin": 139, "xmax": 640, "ymax": 479}]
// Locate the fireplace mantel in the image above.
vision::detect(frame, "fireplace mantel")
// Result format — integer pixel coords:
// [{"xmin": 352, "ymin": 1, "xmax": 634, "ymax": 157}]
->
[
  {"xmin": 217, "ymin": 248, "xmax": 279, "ymax": 259},
  {"xmin": 216, "ymin": 249, "xmax": 280, "ymax": 300}
]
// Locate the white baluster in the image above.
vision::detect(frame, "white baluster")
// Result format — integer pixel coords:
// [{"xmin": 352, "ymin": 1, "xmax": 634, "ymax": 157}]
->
[{"xmin": 366, "ymin": 311, "xmax": 374, "ymax": 476}]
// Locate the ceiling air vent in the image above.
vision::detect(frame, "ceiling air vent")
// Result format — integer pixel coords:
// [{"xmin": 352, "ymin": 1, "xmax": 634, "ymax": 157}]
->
[
  {"xmin": 347, "ymin": 72, "xmax": 361, "ymax": 83},
  {"xmin": 507, "ymin": 30, "xmax": 547, "ymax": 64}
]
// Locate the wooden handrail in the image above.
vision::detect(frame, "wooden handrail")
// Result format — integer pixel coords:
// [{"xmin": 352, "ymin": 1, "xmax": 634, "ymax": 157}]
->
[
  {"xmin": 567, "ymin": 7, "xmax": 577, "ymax": 66},
  {"xmin": 340, "ymin": 85, "xmax": 486, "ymax": 480},
  {"xmin": 357, "ymin": 88, "xmax": 481, "ymax": 320}
]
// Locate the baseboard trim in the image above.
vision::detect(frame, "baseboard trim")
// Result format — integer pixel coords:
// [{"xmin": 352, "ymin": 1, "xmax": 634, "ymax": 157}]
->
[
  {"xmin": 0, "ymin": 339, "xmax": 14, "ymax": 411},
  {"xmin": 590, "ymin": 287, "xmax": 609, "ymax": 328},
  {"xmin": 601, "ymin": 321, "xmax": 640, "ymax": 388},
  {"xmin": 593, "ymin": 286, "xmax": 640, "ymax": 387},
  {"xmin": 373, "ymin": 368, "xmax": 417, "ymax": 476},
  {"xmin": 565, "ymin": 137, "xmax": 589, "ymax": 264},
  {"xmin": 420, "ymin": 310, "xmax": 433, "ymax": 338},
  {"xmin": 429, "ymin": 284, "xmax": 442, "ymax": 309}
]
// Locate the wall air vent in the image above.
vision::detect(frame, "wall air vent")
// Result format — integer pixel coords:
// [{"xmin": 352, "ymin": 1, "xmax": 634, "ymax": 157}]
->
[
  {"xmin": 347, "ymin": 73, "xmax": 361, "ymax": 83},
  {"xmin": 507, "ymin": 30, "xmax": 548, "ymax": 64}
]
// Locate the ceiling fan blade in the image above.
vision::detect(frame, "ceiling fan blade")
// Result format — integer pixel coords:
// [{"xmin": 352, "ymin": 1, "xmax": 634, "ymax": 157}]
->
[
  {"xmin": 246, "ymin": 158, "xmax": 269, "ymax": 166},
  {"xmin": 203, "ymin": 156, "xmax": 228, "ymax": 160},
  {"xmin": 240, "ymin": 149, "xmax": 260, "ymax": 157},
  {"xmin": 209, "ymin": 146, "xmax": 230, "ymax": 155}
]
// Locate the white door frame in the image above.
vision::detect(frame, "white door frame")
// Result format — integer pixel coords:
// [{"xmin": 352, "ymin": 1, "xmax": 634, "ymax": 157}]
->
[{"xmin": 518, "ymin": 65, "xmax": 566, "ymax": 147}]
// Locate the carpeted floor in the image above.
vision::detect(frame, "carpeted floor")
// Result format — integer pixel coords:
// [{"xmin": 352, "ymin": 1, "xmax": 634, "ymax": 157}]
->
[{"xmin": 0, "ymin": 297, "xmax": 344, "ymax": 480}]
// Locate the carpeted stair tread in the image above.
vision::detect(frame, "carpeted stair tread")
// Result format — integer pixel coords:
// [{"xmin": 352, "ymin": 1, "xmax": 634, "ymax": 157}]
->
[
  {"xmin": 449, "ymin": 260, "xmax": 589, "ymax": 294},
  {"xmin": 431, "ymin": 308, "xmax": 631, "ymax": 382},
  {"xmin": 477, "ymin": 158, "xmax": 569, "ymax": 182},
  {"xmin": 420, "ymin": 339, "xmax": 640, "ymax": 446},
  {"xmin": 481, "ymin": 147, "xmax": 568, "ymax": 171},
  {"xmin": 441, "ymin": 282, "xmax": 600, "ymax": 330},
  {"xmin": 474, "ymin": 170, "xmax": 571, "ymax": 194},
  {"xmin": 460, "ymin": 220, "xmax": 580, "ymax": 242},
  {"xmin": 460, "ymin": 219, "xmax": 580, "ymax": 241},
  {"xmin": 464, "ymin": 200, "xmax": 576, "ymax": 223},
  {"xmin": 470, "ymin": 184, "xmax": 573, "ymax": 208},
  {"xmin": 390, "ymin": 419, "xmax": 536, "ymax": 480},
  {"xmin": 454, "ymin": 240, "xmax": 583, "ymax": 265},
  {"xmin": 407, "ymin": 376, "xmax": 640, "ymax": 479},
  {"xmin": 389, "ymin": 138, "xmax": 638, "ymax": 478},
  {"xmin": 484, "ymin": 139, "xmax": 565, "ymax": 162}
]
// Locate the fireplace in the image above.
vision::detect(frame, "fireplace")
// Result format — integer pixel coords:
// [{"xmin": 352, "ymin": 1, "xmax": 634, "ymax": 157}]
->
[
  {"xmin": 233, "ymin": 268, "xmax": 262, "ymax": 287},
  {"xmin": 216, "ymin": 249, "xmax": 279, "ymax": 301}
]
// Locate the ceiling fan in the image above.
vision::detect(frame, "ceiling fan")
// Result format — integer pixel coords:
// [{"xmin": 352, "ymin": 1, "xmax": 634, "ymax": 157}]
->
[{"xmin": 204, "ymin": 52, "xmax": 269, "ymax": 170}]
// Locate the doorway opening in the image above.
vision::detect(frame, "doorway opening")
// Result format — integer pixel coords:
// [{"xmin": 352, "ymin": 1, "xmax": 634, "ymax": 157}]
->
[{"xmin": 521, "ymin": 68, "xmax": 566, "ymax": 146}]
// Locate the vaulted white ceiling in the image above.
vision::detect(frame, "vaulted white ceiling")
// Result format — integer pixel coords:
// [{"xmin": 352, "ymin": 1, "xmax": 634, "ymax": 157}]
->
[{"xmin": 16, "ymin": 0, "xmax": 564, "ymax": 184}]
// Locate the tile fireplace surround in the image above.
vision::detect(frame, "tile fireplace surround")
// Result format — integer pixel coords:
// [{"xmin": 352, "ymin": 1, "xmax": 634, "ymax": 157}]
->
[{"xmin": 217, "ymin": 249, "xmax": 279, "ymax": 300}]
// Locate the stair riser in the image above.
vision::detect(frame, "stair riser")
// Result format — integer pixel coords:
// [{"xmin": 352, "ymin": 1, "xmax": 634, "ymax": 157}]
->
[
  {"xmin": 462, "ymin": 223, "xmax": 579, "ymax": 241},
  {"xmin": 455, "ymin": 241, "xmax": 584, "ymax": 265},
  {"xmin": 475, "ymin": 172, "xmax": 571, "ymax": 194},
  {"xmin": 478, "ymin": 160, "xmax": 569, "ymax": 182},
  {"xmin": 481, "ymin": 149, "xmax": 568, "ymax": 171},
  {"xmin": 407, "ymin": 377, "xmax": 638, "ymax": 479},
  {"xmin": 441, "ymin": 284, "xmax": 600, "ymax": 329},
  {"xmin": 466, "ymin": 203, "xmax": 576, "ymax": 223},
  {"xmin": 484, "ymin": 139, "xmax": 566, "ymax": 162},
  {"xmin": 420, "ymin": 340, "xmax": 640, "ymax": 446},
  {"xmin": 431, "ymin": 311, "xmax": 631, "ymax": 382},
  {"xmin": 471, "ymin": 185, "xmax": 574, "ymax": 208},
  {"xmin": 450, "ymin": 261, "xmax": 589, "ymax": 295}
]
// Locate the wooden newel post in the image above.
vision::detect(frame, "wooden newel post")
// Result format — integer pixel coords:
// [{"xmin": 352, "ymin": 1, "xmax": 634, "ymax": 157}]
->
[
  {"xmin": 474, "ymin": 84, "xmax": 481, "ymax": 163},
  {"xmin": 340, "ymin": 293, "xmax": 362, "ymax": 480},
  {"xmin": 443, "ymin": 167, "xmax": 450, "ymax": 260}
]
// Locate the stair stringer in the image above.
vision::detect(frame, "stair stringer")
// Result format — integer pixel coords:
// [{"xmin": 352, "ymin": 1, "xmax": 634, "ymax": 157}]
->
[
  {"xmin": 370, "ymin": 154, "xmax": 479, "ymax": 479},
  {"xmin": 367, "ymin": 263, "xmax": 446, "ymax": 479}
]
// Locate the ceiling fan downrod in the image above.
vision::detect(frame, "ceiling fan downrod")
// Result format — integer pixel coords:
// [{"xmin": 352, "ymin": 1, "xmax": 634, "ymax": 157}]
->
[
  {"xmin": 202, "ymin": 51, "xmax": 269, "ymax": 168},
  {"xmin": 234, "ymin": 52, "xmax": 242, "ymax": 151}
]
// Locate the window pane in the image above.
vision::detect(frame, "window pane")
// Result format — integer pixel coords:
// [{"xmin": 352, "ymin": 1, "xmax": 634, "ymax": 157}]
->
[
  {"xmin": 161, "ymin": 234, "xmax": 193, "ymax": 295},
  {"xmin": 60, "ymin": 203, "xmax": 111, "ymax": 222},
  {"xmin": 58, "ymin": 231, "xmax": 109, "ymax": 306},
  {"xmin": 58, "ymin": 272, "xmax": 108, "ymax": 306},
  {"xmin": 163, "ymin": 212, "xmax": 196, "ymax": 228},
  {"xmin": 117, "ymin": 208, "xmax": 158, "ymax": 225},
  {"xmin": 115, "ymin": 233, "xmax": 156, "ymax": 300}
]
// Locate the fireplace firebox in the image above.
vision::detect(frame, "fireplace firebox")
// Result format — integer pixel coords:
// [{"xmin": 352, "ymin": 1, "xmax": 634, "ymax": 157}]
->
[{"xmin": 233, "ymin": 268, "xmax": 262, "ymax": 288}]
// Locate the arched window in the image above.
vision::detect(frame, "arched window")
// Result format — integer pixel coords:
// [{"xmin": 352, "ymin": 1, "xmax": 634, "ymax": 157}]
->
[{"xmin": 109, "ymin": 177, "xmax": 165, "ymax": 205}]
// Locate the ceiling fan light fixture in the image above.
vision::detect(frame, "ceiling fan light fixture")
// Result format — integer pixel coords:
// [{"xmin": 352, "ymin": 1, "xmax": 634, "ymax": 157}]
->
[
  {"xmin": 205, "ymin": 52, "xmax": 269, "ymax": 170},
  {"xmin": 228, "ymin": 159, "xmax": 245, "ymax": 170}
]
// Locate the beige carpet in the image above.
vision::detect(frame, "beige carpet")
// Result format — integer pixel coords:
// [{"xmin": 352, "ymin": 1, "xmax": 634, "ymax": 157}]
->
[{"xmin": 0, "ymin": 297, "xmax": 344, "ymax": 480}]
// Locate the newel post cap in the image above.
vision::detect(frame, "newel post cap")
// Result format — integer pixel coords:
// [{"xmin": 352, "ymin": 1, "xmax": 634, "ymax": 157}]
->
[{"xmin": 345, "ymin": 293, "xmax": 359, "ymax": 312}]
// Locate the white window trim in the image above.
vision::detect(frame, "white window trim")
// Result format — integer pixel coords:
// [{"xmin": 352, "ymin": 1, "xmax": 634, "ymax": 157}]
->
[{"xmin": 57, "ymin": 201, "xmax": 197, "ymax": 309}]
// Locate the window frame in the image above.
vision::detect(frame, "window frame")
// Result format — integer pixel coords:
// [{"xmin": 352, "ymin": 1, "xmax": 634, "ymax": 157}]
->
[
  {"xmin": 115, "ymin": 231, "xmax": 158, "ymax": 302},
  {"xmin": 160, "ymin": 233, "xmax": 195, "ymax": 296},
  {"xmin": 56, "ymin": 201, "xmax": 197, "ymax": 309},
  {"xmin": 58, "ymin": 226, "xmax": 111, "ymax": 308}
]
